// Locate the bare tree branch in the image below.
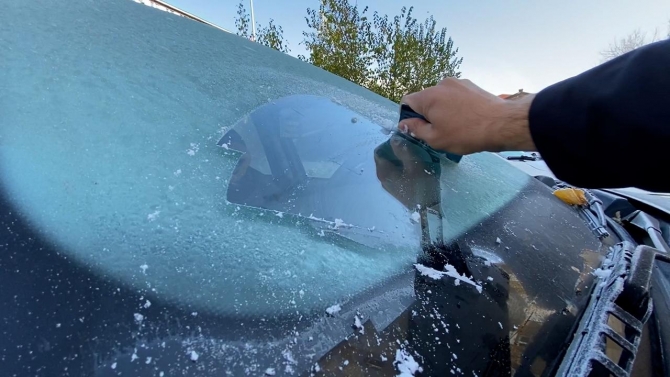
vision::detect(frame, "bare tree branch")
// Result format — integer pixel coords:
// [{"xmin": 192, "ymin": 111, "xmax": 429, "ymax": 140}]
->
[
  {"xmin": 601, "ymin": 21, "xmax": 669, "ymax": 62},
  {"xmin": 600, "ymin": 29, "xmax": 647, "ymax": 62}
]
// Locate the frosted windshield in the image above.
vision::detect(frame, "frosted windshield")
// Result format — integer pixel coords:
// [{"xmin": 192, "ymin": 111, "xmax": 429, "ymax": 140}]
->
[{"xmin": 0, "ymin": 0, "xmax": 531, "ymax": 316}]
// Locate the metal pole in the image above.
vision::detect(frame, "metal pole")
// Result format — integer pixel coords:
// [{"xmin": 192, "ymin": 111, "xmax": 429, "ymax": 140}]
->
[{"xmin": 249, "ymin": 0, "xmax": 256, "ymax": 41}]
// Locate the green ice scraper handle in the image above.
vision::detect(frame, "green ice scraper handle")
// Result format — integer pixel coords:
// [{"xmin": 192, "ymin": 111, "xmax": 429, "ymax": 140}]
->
[{"xmin": 398, "ymin": 104, "xmax": 462, "ymax": 164}]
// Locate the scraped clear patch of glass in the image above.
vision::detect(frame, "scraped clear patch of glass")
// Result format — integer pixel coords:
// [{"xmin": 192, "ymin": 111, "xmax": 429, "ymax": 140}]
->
[{"xmin": 219, "ymin": 95, "xmax": 422, "ymax": 250}]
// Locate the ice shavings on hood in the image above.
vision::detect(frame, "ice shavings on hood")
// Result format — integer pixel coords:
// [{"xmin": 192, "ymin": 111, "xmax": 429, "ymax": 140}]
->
[
  {"xmin": 282, "ymin": 349, "xmax": 297, "ymax": 374},
  {"xmin": 414, "ymin": 263, "xmax": 483, "ymax": 293},
  {"xmin": 186, "ymin": 143, "xmax": 199, "ymax": 156},
  {"xmin": 394, "ymin": 348, "xmax": 423, "ymax": 377},
  {"xmin": 592, "ymin": 268, "xmax": 611, "ymax": 278},
  {"xmin": 410, "ymin": 211, "xmax": 421, "ymax": 223},
  {"xmin": 189, "ymin": 349, "xmax": 199, "ymax": 361},
  {"xmin": 282, "ymin": 349, "xmax": 297, "ymax": 365},
  {"xmin": 306, "ymin": 214, "xmax": 356, "ymax": 231},
  {"xmin": 331, "ymin": 218, "xmax": 352, "ymax": 230},
  {"xmin": 353, "ymin": 315, "xmax": 364, "ymax": 334},
  {"xmin": 414, "ymin": 264, "xmax": 445, "ymax": 280},
  {"xmin": 471, "ymin": 247, "xmax": 504, "ymax": 264},
  {"xmin": 325, "ymin": 304, "xmax": 341, "ymax": 316},
  {"xmin": 147, "ymin": 210, "xmax": 160, "ymax": 222},
  {"xmin": 592, "ymin": 267, "xmax": 612, "ymax": 286}
]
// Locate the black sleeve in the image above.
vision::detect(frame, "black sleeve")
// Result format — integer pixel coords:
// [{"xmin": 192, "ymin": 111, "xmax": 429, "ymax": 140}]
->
[{"xmin": 528, "ymin": 40, "xmax": 670, "ymax": 192}]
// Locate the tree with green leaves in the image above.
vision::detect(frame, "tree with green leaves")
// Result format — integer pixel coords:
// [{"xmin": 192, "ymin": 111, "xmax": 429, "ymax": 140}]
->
[
  {"xmin": 302, "ymin": 0, "xmax": 375, "ymax": 86},
  {"xmin": 369, "ymin": 7, "xmax": 462, "ymax": 102},
  {"xmin": 301, "ymin": 0, "xmax": 462, "ymax": 102},
  {"xmin": 235, "ymin": 2, "xmax": 250, "ymax": 38},
  {"xmin": 234, "ymin": 0, "xmax": 462, "ymax": 102},
  {"xmin": 256, "ymin": 19, "xmax": 290, "ymax": 53},
  {"xmin": 234, "ymin": 2, "xmax": 290, "ymax": 53}
]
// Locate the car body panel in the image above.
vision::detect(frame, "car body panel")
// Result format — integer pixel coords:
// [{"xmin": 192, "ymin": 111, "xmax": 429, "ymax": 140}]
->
[{"xmin": 501, "ymin": 154, "xmax": 670, "ymax": 213}]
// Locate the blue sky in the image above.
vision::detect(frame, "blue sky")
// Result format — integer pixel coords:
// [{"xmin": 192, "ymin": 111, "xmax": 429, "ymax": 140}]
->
[{"xmin": 168, "ymin": 0, "xmax": 670, "ymax": 94}]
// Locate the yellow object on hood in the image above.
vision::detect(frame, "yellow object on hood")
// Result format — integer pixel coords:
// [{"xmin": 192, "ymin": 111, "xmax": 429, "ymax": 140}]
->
[{"xmin": 553, "ymin": 187, "xmax": 588, "ymax": 206}]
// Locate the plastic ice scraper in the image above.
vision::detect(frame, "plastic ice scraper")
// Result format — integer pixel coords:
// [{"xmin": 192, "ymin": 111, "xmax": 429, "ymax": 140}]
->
[{"xmin": 398, "ymin": 103, "xmax": 462, "ymax": 163}]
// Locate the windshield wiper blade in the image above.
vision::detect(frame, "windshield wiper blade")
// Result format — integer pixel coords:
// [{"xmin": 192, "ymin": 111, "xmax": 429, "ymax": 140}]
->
[{"xmin": 556, "ymin": 242, "xmax": 663, "ymax": 377}]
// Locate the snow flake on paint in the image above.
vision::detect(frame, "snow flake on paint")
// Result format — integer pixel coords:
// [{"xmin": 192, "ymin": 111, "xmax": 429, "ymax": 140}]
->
[
  {"xmin": 414, "ymin": 263, "xmax": 483, "ymax": 293},
  {"xmin": 147, "ymin": 210, "xmax": 160, "ymax": 222},
  {"xmin": 394, "ymin": 348, "xmax": 423, "ymax": 377},
  {"xmin": 189, "ymin": 350, "xmax": 199, "ymax": 361},
  {"xmin": 331, "ymin": 218, "xmax": 350, "ymax": 229},
  {"xmin": 186, "ymin": 143, "xmax": 199, "ymax": 156},
  {"xmin": 325, "ymin": 304, "xmax": 341, "ymax": 316},
  {"xmin": 353, "ymin": 315, "xmax": 364, "ymax": 334},
  {"xmin": 593, "ymin": 268, "xmax": 612, "ymax": 279},
  {"xmin": 283, "ymin": 349, "xmax": 297, "ymax": 364}
]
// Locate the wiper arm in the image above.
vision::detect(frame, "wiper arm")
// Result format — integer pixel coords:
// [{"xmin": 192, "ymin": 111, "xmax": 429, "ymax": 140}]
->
[
  {"xmin": 624, "ymin": 210, "xmax": 670, "ymax": 253},
  {"xmin": 550, "ymin": 180, "xmax": 610, "ymax": 239}
]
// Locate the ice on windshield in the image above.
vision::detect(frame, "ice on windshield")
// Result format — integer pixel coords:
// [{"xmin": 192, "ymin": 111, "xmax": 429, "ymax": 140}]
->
[{"xmin": 0, "ymin": 0, "xmax": 531, "ymax": 316}]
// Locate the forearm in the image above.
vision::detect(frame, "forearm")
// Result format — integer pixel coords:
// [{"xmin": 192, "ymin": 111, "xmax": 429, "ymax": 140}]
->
[{"xmin": 489, "ymin": 94, "xmax": 537, "ymax": 152}]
